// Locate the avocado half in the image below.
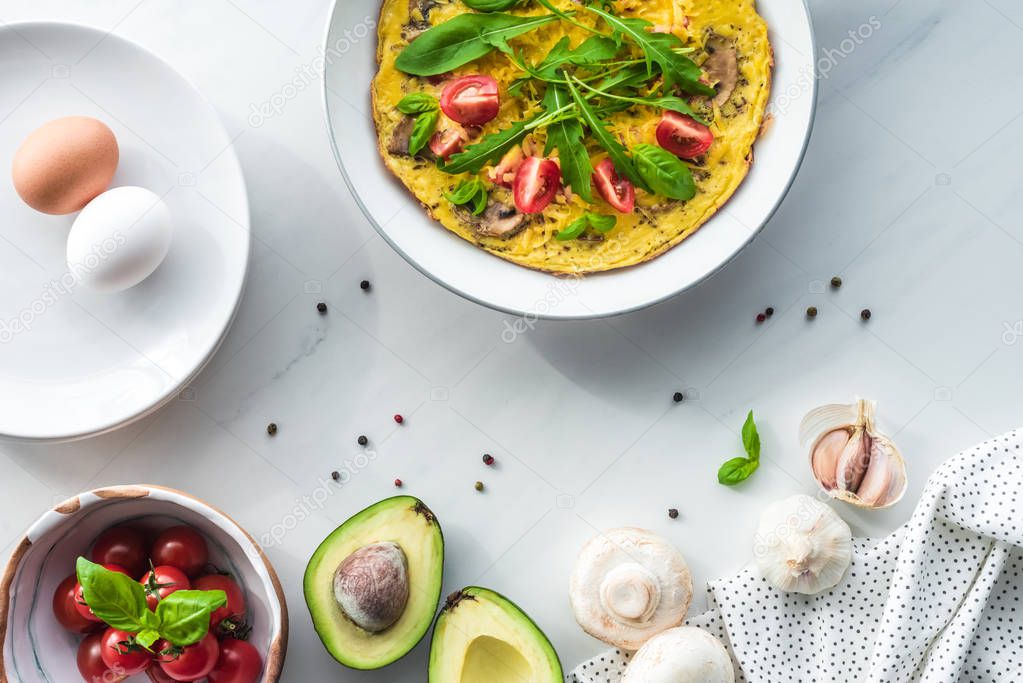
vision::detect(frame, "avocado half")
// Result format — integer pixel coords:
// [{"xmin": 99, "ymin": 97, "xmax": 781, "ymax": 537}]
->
[
  {"xmin": 428, "ymin": 587, "xmax": 563, "ymax": 682},
  {"xmin": 304, "ymin": 496, "xmax": 444, "ymax": 669}
]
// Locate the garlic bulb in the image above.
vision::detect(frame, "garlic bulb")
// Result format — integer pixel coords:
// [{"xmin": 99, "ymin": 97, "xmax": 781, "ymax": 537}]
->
[
  {"xmin": 801, "ymin": 399, "xmax": 907, "ymax": 509},
  {"xmin": 621, "ymin": 627, "xmax": 734, "ymax": 683},
  {"xmin": 753, "ymin": 494, "xmax": 852, "ymax": 594},
  {"xmin": 569, "ymin": 528, "xmax": 692, "ymax": 650}
]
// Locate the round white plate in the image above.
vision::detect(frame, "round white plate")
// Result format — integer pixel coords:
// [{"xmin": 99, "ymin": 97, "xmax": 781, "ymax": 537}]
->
[
  {"xmin": 0, "ymin": 23, "xmax": 249, "ymax": 442},
  {"xmin": 323, "ymin": 0, "xmax": 816, "ymax": 319}
]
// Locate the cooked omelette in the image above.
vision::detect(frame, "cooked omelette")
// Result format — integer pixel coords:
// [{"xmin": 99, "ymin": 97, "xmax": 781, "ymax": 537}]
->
[{"xmin": 373, "ymin": 0, "xmax": 773, "ymax": 273}]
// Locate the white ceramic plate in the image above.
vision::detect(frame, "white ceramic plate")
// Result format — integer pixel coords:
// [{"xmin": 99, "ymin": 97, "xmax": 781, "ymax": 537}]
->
[
  {"xmin": 323, "ymin": 0, "xmax": 816, "ymax": 319},
  {"xmin": 0, "ymin": 23, "xmax": 249, "ymax": 441}
]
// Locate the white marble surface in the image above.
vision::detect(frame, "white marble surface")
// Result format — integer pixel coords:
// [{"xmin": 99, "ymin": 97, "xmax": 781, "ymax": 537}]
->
[{"xmin": 2, "ymin": 0, "xmax": 1021, "ymax": 680}]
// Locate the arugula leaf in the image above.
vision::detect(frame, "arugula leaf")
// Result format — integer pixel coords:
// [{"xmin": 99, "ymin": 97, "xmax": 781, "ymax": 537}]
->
[
  {"xmin": 445, "ymin": 178, "xmax": 489, "ymax": 215},
  {"xmin": 155, "ymin": 590, "xmax": 227, "ymax": 647},
  {"xmin": 409, "ymin": 109, "xmax": 439, "ymax": 156},
  {"xmin": 633, "ymin": 144, "xmax": 695, "ymax": 200},
  {"xmin": 584, "ymin": 6, "xmax": 715, "ymax": 96},
  {"xmin": 556, "ymin": 212, "xmax": 617, "ymax": 240},
  {"xmin": 534, "ymin": 36, "xmax": 620, "ymax": 78},
  {"xmin": 397, "ymin": 93, "xmax": 439, "ymax": 115},
  {"xmin": 462, "ymin": 0, "xmax": 524, "ymax": 10},
  {"xmin": 717, "ymin": 411, "xmax": 762, "ymax": 486},
  {"xmin": 441, "ymin": 118, "xmax": 534, "ymax": 174},
  {"xmin": 395, "ymin": 13, "xmax": 559, "ymax": 76},
  {"xmin": 565, "ymin": 77, "xmax": 648, "ymax": 191},
  {"xmin": 76, "ymin": 557, "xmax": 147, "ymax": 633},
  {"xmin": 543, "ymin": 85, "xmax": 593, "ymax": 202}
]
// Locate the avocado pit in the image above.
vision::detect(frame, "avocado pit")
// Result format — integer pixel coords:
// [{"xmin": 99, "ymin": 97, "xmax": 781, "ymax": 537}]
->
[{"xmin": 333, "ymin": 541, "xmax": 410, "ymax": 633}]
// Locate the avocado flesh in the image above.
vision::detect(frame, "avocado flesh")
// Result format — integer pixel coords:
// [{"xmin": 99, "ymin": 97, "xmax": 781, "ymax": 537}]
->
[
  {"xmin": 429, "ymin": 587, "xmax": 562, "ymax": 683},
  {"xmin": 304, "ymin": 496, "xmax": 444, "ymax": 669}
]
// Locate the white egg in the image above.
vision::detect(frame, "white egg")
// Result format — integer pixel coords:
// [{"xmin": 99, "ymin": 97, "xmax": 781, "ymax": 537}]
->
[{"xmin": 66, "ymin": 186, "xmax": 173, "ymax": 293}]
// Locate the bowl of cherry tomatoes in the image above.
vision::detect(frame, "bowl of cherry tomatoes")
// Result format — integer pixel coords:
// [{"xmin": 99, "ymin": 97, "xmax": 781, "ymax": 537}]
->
[{"xmin": 0, "ymin": 485, "xmax": 287, "ymax": 683}]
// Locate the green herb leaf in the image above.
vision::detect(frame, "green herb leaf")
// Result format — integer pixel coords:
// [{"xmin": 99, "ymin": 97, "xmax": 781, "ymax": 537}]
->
[
  {"xmin": 441, "ymin": 118, "xmax": 534, "ymax": 174},
  {"xmin": 396, "ymin": 93, "xmax": 439, "ymax": 115},
  {"xmin": 633, "ymin": 144, "xmax": 696, "ymax": 200},
  {"xmin": 543, "ymin": 85, "xmax": 593, "ymax": 202},
  {"xmin": 717, "ymin": 457, "xmax": 759, "ymax": 486},
  {"xmin": 409, "ymin": 109, "xmax": 439, "ymax": 156},
  {"xmin": 584, "ymin": 6, "xmax": 715, "ymax": 96},
  {"xmin": 742, "ymin": 410, "xmax": 761, "ymax": 461},
  {"xmin": 637, "ymin": 95, "xmax": 701, "ymax": 120},
  {"xmin": 556, "ymin": 212, "xmax": 617, "ymax": 240},
  {"xmin": 565, "ymin": 77, "xmax": 648, "ymax": 191},
  {"xmin": 395, "ymin": 13, "xmax": 559, "ymax": 76},
  {"xmin": 445, "ymin": 178, "xmax": 489, "ymax": 215},
  {"xmin": 76, "ymin": 557, "xmax": 147, "ymax": 633},
  {"xmin": 462, "ymin": 0, "xmax": 525, "ymax": 11},
  {"xmin": 136, "ymin": 629, "xmax": 161, "ymax": 650},
  {"xmin": 155, "ymin": 590, "xmax": 227, "ymax": 647}
]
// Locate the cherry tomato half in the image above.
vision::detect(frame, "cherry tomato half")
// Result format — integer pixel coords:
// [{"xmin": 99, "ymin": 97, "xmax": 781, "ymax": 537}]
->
[
  {"xmin": 194, "ymin": 574, "xmax": 247, "ymax": 633},
  {"xmin": 157, "ymin": 633, "xmax": 220, "ymax": 682},
  {"xmin": 429, "ymin": 128, "xmax": 465, "ymax": 160},
  {"xmin": 440, "ymin": 75, "xmax": 500, "ymax": 126},
  {"xmin": 91, "ymin": 526, "xmax": 150, "ymax": 578},
  {"xmin": 513, "ymin": 157, "xmax": 562, "ymax": 215},
  {"xmin": 656, "ymin": 111, "xmax": 714, "ymax": 159},
  {"xmin": 592, "ymin": 158, "xmax": 636, "ymax": 214},
  {"xmin": 151, "ymin": 526, "xmax": 208, "ymax": 578},
  {"xmin": 75, "ymin": 564, "xmax": 130, "ymax": 623},
  {"xmin": 208, "ymin": 639, "xmax": 263, "ymax": 683},
  {"xmin": 77, "ymin": 632, "xmax": 127, "ymax": 683},
  {"xmin": 100, "ymin": 628, "xmax": 152, "ymax": 677},
  {"xmin": 141, "ymin": 565, "xmax": 191, "ymax": 610},
  {"xmin": 54, "ymin": 574, "xmax": 97, "ymax": 633}
]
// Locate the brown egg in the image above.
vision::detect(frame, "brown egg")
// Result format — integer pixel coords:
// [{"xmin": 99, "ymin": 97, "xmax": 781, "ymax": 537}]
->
[{"xmin": 12, "ymin": 116, "xmax": 119, "ymax": 215}]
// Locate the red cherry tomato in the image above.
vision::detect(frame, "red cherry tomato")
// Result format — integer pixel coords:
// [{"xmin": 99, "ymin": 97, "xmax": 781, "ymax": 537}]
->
[
  {"xmin": 592, "ymin": 158, "xmax": 636, "ymax": 214},
  {"xmin": 429, "ymin": 128, "xmax": 465, "ymax": 160},
  {"xmin": 77, "ymin": 632, "xmax": 127, "ymax": 683},
  {"xmin": 75, "ymin": 564, "xmax": 130, "ymax": 623},
  {"xmin": 53, "ymin": 574, "xmax": 97, "ymax": 633},
  {"xmin": 440, "ymin": 75, "xmax": 500, "ymax": 126},
  {"xmin": 513, "ymin": 157, "xmax": 562, "ymax": 215},
  {"xmin": 151, "ymin": 526, "xmax": 208, "ymax": 578},
  {"xmin": 141, "ymin": 565, "xmax": 191, "ymax": 610},
  {"xmin": 194, "ymin": 574, "xmax": 247, "ymax": 632},
  {"xmin": 208, "ymin": 639, "xmax": 263, "ymax": 683},
  {"xmin": 157, "ymin": 633, "xmax": 220, "ymax": 682},
  {"xmin": 656, "ymin": 111, "xmax": 714, "ymax": 159},
  {"xmin": 91, "ymin": 526, "xmax": 150, "ymax": 578},
  {"xmin": 100, "ymin": 628, "xmax": 152, "ymax": 677}
]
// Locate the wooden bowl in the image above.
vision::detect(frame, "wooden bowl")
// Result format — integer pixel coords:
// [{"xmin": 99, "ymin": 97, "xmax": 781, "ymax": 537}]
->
[{"xmin": 0, "ymin": 485, "xmax": 287, "ymax": 682}]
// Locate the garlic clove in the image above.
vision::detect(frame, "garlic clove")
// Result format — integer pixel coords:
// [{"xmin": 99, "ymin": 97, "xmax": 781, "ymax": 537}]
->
[
  {"xmin": 835, "ymin": 429, "xmax": 872, "ymax": 493},
  {"xmin": 810, "ymin": 429, "xmax": 850, "ymax": 490},
  {"xmin": 851, "ymin": 437, "xmax": 906, "ymax": 508},
  {"xmin": 753, "ymin": 494, "xmax": 852, "ymax": 595}
]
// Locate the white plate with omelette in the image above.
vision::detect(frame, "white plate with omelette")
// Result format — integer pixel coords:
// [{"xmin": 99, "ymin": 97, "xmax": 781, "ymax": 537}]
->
[
  {"xmin": 0, "ymin": 23, "xmax": 249, "ymax": 441},
  {"xmin": 324, "ymin": 0, "xmax": 815, "ymax": 318}
]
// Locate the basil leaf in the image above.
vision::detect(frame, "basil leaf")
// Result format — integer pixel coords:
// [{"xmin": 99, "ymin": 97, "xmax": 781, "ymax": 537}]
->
[
  {"xmin": 155, "ymin": 590, "xmax": 227, "ymax": 647},
  {"xmin": 445, "ymin": 178, "xmax": 489, "ymax": 215},
  {"xmin": 543, "ymin": 85, "xmax": 593, "ymax": 202},
  {"xmin": 589, "ymin": 214, "xmax": 617, "ymax": 232},
  {"xmin": 556, "ymin": 216, "xmax": 588, "ymax": 241},
  {"xmin": 584, "ymin": 6, "xmax": 715, "ymax": 96},
  {"xmin": 442, "ymin": 117, "xmax": 534, "ymax": 174},
  {"xmin": 717, "ymin": 457, "xmax": 759, "ymax": 486},
  {"xmin": 76, "ymin": 557, "xmax": 146, "ymax": 633},
  {"xmin": 742, "ymin": 410, "xmax": 761, "ymax": 461},
  {"xmin": 136, "ymin": 629, "xmax": 160, "ymax": 649},
  {"xmin": 395, "ymin": 13, "xmax": 559, "ymax": 76},
  {"xmin": 397, "ymin": 93, "xmax": 439, "ymax": 115},
  {"xmin": 565, "ymin": 77, "xmax": 648, "ymax": 191},
  {"xmin": 409, "ymin": 109, "xmax": 439, "ymax": 156},
  {"xmin": 633, "ymin": 144, "xmax": 696, "ymax": 200},
  {"xmin": 462, "ymin": 0, "xmax": 524, "ymax": 10}
]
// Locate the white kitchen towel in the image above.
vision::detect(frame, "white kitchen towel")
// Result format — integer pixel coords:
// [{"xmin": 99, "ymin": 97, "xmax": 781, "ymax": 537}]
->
[{"xmin": 569, "ymin": 430, "xmax": 1023, "ymax": 683}]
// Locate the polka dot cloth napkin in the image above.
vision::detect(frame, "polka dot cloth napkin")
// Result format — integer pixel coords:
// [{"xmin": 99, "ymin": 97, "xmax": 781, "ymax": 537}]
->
[{"xmin": 570, "ymin": 431, "xmax": 1022, "ymax": 682}]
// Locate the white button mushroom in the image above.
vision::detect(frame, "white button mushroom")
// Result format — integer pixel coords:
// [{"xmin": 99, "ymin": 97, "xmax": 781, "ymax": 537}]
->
[
  {"xmin": 621, "ymin": 627, "xmax": 735, "ymax": 683},
  {"xmin": 569, "ymin": 528, "xmax": 692, "ymax": 651}
]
